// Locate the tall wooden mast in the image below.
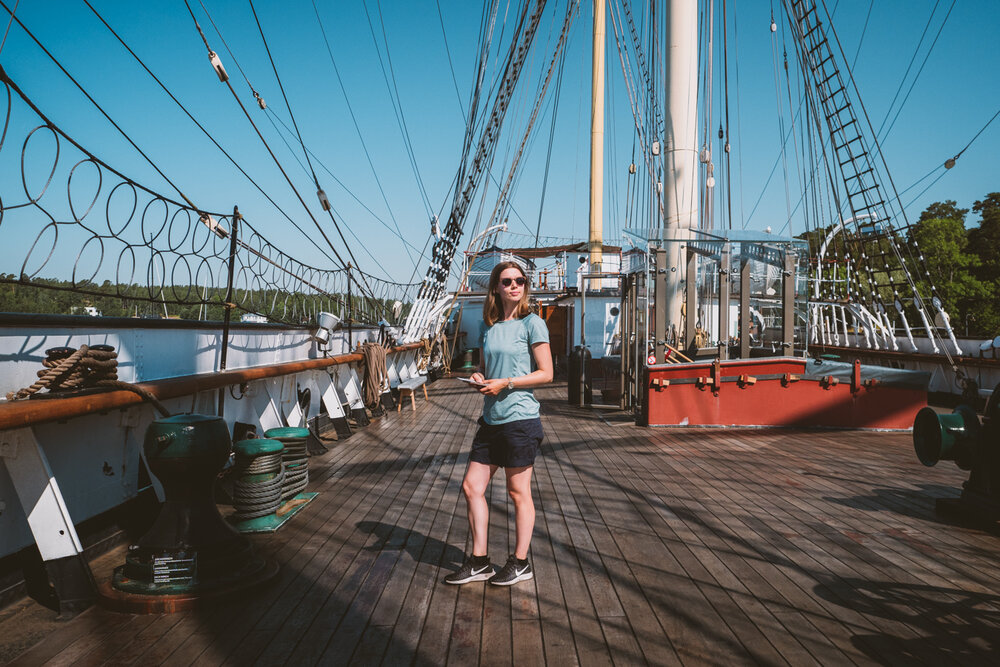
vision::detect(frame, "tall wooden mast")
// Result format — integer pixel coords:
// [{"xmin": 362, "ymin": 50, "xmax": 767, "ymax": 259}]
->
[{"xmin": 588, "ymin": 0, "xmax": 606, "ymax": 274}]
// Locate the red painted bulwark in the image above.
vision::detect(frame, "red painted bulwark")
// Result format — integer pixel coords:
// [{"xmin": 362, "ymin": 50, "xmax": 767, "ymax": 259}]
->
[{"xmin": 644, "ymin": 358, "xmax": 926, "ymax": 430}]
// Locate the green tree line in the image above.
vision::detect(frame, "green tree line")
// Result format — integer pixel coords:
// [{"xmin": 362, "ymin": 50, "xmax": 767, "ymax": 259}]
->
[{"xmin": 0, "ymin": 275, "xmax": 366, "ymax": 324}]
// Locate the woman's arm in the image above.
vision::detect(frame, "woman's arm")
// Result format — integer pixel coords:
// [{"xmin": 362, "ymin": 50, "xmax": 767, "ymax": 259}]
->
[{"xmin": 479, "ymin": 342, "xmax": 553, "ymax": 396}]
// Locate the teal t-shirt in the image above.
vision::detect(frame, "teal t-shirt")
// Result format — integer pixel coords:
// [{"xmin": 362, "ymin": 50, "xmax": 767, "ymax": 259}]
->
[{"xmin": 480, "ymin": 312, "xmax": 549, "ymax": 425}]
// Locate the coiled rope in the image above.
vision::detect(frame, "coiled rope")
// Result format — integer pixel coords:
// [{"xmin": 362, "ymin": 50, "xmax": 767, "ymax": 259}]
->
[
  {"xmin": 279, "ymin": 435, "xmax": 309, "ymax": 500},
  {"xmin": 360, "ymin": 341, "xmax": 389, "ymax": 410},
  {"xmin": 5, "ymin": 344, "xmax": 171, "ymax": 417},
  {"xmin": 232, "ymin": 450, "xmax": 285, "ymax": 521}
]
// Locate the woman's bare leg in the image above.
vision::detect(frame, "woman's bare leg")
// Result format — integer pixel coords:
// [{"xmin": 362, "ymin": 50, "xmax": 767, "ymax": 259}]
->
[
  {"xmin": 505, "ymin": 465, "xmax": 535, "ymax": 559},
  {"xmin": 462, "ymin": 461, "xmax": 498, "ymax": 556}
]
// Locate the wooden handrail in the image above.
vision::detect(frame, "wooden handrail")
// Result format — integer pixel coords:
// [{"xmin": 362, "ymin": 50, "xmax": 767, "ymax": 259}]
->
[{"xmin": 0, "ymin": 342, "xmax": 424, "ymax": 431}]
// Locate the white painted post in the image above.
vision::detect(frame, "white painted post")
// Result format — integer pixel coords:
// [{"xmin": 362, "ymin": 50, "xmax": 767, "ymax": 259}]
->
[{"xmin": 0, "ymin": 428, "xmax": 96, "ymax": 614}]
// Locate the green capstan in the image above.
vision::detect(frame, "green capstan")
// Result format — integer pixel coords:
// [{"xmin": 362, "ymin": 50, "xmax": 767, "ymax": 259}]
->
[{"xmin": 110, "ymin": 414, "xmax": 270, "ymax": 600}]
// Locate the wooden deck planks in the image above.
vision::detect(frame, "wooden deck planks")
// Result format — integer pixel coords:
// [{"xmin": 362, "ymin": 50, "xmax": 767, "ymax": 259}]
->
[{"xmin": 6, "ymin": 382, "xmax": 1000, "ymax": 666}]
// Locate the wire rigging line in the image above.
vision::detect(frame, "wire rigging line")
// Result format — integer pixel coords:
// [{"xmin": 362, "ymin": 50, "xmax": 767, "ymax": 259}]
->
[
  {"xmin": 731, "ymin": 0, "xmax": 747, "ymax": 228},
  {"xmin": 872, "ymin": 0, "xmax": 943, "ymax": 141},
  {"xmin": 0, "ymin": 1, "xmax": 198, "ymax": 211},
  {"xmin": 606, "ymin": 0, "xmax": 665, "ymax": 221},
  {"xmin": 435, "ymin": 0, "xmax": 467, "ymax": 121},
  {"xmin": 769, "ymin": 8, "xmax": 793, "ymax": 227},
  {"xmin": 247, "ymin": 0, "xmax": 322, "ymax": 191},
  {"xmin": 246, "ymin": 0, "xmax": 391, "ymax": 304},
  {"xmin": 850, "ymin": 0, "xmax": 873, "ymax": 70},
  {"xmin": 0, "ymin": 0, "xmax": 17, "ymax": 55},
  {"xmin": 192, "ymin": 10, "xmax": 415, "ymax": 281},
  {"xmin": 308, "ymin": 1, "xmax": 418, "ymax": 271},
  {"xmin": 197, "ymin": 0, "xmax": 264, "ymax": 106},
  {"xmin": 721, "ymin": 0, "xmax": 734, "ymax": 231},
  {"xmin": 363, "ymin": 0, "xmax": 434, "ymax": 218},
  {"xmin": 953, "ymin": 104, "xmax": 1000, "ymax": 161},
  {"xmin": 899, "ymin": 103, "xmax": 1000, "ymax": 211},
  {"xmin": 79, "ymin": 0, "xmax": 343, "ymax": 271},
  {"xmin": 255, "ymin": 109, "xmax": 398, "ymax": 279},
  {"xmin": 262, "ymin": 103, "xmax": 429, "ymax": 262},
  {"xmin": 876, "ymin": 0, "xmax": 956, "ymax": 143},
  {"xmin": 180, "ymin": 0, "xmax": 386, "ymax": 318},
  {"xmin": 484, "ymin": 0, "xmax": 577, "ymax": 242}
]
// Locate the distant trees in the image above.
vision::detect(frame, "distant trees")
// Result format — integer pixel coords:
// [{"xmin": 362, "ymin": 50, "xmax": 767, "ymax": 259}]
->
[
  {"xmin": 0, "ymin": 274, "xmax": 398, "ymax": 326},
  {"xmin": 0, "ymin": 275, "xmax": 228, "ymax": 320},
  {"xmin": 911, "ymin": 195, "xmax": 1000, "ymax": 336},
  {"xmin": 969, "ymin": 193, "xmax": 1000, "ymax": 283}
]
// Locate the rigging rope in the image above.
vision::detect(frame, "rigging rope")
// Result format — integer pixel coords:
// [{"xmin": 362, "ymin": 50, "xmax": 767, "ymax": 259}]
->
[
  {"xmin": 483, "ymin": 0, "xmax": 576, "ymax": 241},
  {"xmin": 310, "ymin": 0, "xmax": 419, "ymax": 271},
  {"xmin": 877, "ymin": 0, "xmax": 956, "ymax": 143},
  {"xmin": 181, "ymin": 0, "xmax": 388, "ymax": 321},
  {"xmin": 436, "ymin": 0, "xmax": 468, "ymax": 119},
  {"xmin": 247, "ymin": 0, "xmax": 374, "ymax": 280},
  {"xmin": 0, "ymin": 1, "xmax": 198, "ymax": 212},
  {"xmin": 81, "ymin": 0, "xmax": 345, "ymax": 273},
  {"xmin": 0, "ymin": 0, "xmax": 17, "ymax": 55},
  {"xmin": 721, "ymin": 0, "xmax": 734, "ymax": 231},
  {"xmin": 534, "ymin": 38, "xmax": 568, "ymax": 248}
]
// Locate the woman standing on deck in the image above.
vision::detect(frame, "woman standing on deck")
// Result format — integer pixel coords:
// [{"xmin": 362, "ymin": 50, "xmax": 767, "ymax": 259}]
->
[{"xmin": 445, "ymin": 261, "xmax": 553, "ymax": 586}]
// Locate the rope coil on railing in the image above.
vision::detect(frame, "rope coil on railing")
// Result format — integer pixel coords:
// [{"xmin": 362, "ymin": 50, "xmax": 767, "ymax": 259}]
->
[{"xmin": 5, "ymin": 344, "xmax": 171, "ymax": 417}]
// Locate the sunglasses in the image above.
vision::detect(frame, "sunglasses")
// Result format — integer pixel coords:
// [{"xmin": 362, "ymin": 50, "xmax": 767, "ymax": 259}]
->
[{"xmin": 500, "ymin": 277, "xmax": 526, "ymax": 287}]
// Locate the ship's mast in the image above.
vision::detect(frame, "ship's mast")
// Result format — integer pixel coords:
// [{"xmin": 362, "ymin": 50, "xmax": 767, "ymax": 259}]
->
[
  {"xmin": 663, "ymin": 0, "xmax": 699, "ymax": 336},
  {"xmin": 588, "ymin": 0, "xmax": 606, "ymax": 274}
]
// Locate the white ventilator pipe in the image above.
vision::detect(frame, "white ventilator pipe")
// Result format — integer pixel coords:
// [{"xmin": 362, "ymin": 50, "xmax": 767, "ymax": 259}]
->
[
  {"xmin": 663, "ymin": 0, "xmax": 699, "ymax": 334},
  {"xmin": 588, "ymin": 0, "xmax": 606, "ymax": 275}
]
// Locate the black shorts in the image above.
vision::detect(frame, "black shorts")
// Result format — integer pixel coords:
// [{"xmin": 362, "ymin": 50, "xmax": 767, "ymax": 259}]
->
[{"xmin": 469, "ymin": 417, "xmax": 544, "ymax": 468}]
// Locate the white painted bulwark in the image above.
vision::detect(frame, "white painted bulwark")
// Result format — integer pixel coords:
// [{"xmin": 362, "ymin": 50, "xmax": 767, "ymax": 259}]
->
[{"xmin": 0, "ymin": 320, "xmax": 392, "ymax": 559}]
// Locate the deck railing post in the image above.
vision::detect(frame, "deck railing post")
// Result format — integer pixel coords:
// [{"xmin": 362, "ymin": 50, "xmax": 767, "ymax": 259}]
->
[
  {"xmin": 685, "ymin": 247, "xmax": 698, "ymax": 351},
  {"xmin": 719, "ymin": 243, "xmax": 731, "ymax": 360},
  {"xmin": 347, "ymin": 263, "xmax": 353, "ymax": 349},
  {"xmin": 218, "ymin": 206, "xmax": 240, "ymax": 417},
  {"xmin": 654, "ymin": 248, "xmax": 667, "ymax": 364},
  {"xmin": 740, "ymin": 252, "xmax": 751, "ymax": 359},
  {"xmin": 1, "ymin": 428, "xmax": 96, "ymax": 617},
  {"xmin": 783, "ymin": 249, "xmax": 796, "ymax": 356}
]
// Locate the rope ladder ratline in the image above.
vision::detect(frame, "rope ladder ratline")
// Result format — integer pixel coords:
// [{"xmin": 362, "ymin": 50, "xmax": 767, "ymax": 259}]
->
[
  {"xmin": 404, "ymin": 0, "xmax": 549, "ymax": 342},
  {"xmin": 783, "ymin": 0, "xmax": 962, "ymax": 363}
]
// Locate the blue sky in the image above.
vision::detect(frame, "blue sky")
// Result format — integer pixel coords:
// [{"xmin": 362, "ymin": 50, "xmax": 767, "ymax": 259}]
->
[{"xmin": 1, "ymin": 0, "xmax": 998, "ymax": 288}]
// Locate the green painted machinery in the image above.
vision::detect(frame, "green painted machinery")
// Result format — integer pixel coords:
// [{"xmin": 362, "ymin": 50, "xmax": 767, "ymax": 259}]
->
[
  {"xmin": 106, "ymin": 414, "xmax": 276, "ymax": 609},
  {"xmin": 913, "ymin": 382, "xmax": 1000, "ymax": 520}
]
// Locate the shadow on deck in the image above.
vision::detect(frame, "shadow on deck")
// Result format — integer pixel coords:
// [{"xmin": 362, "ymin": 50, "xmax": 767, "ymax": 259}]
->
[{"xmin": 4, "ymin": 382, "xmax": 999, "ymax": 666}]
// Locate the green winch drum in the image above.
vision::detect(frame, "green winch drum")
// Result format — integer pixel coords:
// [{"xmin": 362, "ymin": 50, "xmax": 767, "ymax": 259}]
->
[
  {"xmin": 264, "ymin": 427, "xmax": 311, "ymax": 500},
  {"xmin": 231, "ymin": 438, "xmax": 285, "ymax": 520},
  {"xmin": 913, "ymin": 405, "xmax": 979, "ymax": 470}
]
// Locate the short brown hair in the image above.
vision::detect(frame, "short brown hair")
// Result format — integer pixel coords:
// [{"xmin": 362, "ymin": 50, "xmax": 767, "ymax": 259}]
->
[{"xmin": 482, "ymin": 261, "xmax": 531, "ymax": 326}]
